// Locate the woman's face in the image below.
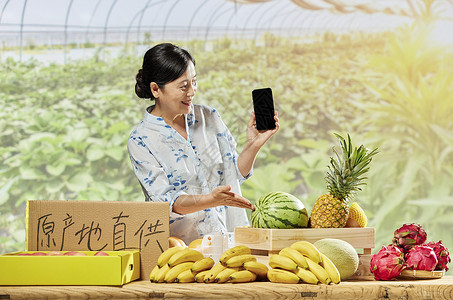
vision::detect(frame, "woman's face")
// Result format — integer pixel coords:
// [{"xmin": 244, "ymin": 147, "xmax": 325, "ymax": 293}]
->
[{"xmin": 154, "ymin": 61, "xmax": 197, "ymax": 117}]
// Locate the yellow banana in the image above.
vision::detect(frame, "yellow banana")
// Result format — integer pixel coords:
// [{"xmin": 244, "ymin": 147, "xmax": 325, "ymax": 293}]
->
[
  {"xmin": 320, "ymin": 253, "xmax": 340, "ymax": 284},
  {"xmin": 194, "ymin": 270, "xmax": 210, "ymax": 283},
  {"xmin": 219, "ymin": 245, "xmax": 251, "ymax": 265},
  {"xmin": 149, "ymin": 264, "xmax": 160, "ymax": 282},
  {"xmin": 267, "ymin": 268, "xmax": 300, "ymax": 284},
  {"xmin": 157, "ymin": 246, "xmax": 186, "ymax": 267},
  {"xmin": 175, "ymin": 269, "xmax": 196, "ymax": 283},
  {"xmin": 155, "ymin": 263, "xmax": 170, "ymax": 283},
  {"xmin": 279, "ymin": 247, "xmax": 309, "ymax": 269},
  {"xmin": 268, "ymin": 254, "xmax": 298, "ymax": 271},
  {"xmin": 204, "ymin": 262, "xmax": 227, "ymax": 283},
  {"xmin": 306, "ymin": 257, "xmax": 331, "ymax": 284},
  {"xmin": 214, "ymin": 268, "xmax": 239, "ymax": 283},
  {"xmin": 168, "ymin": 248, "xmax": 204, "ymax": 267},
  {"xmin": 164, "ymin": 262, "xmax": 194, "ymax": 283},
  {"xmin": 191, "ymin": 257, "xmax": 215, "ymax": 273},
  {"xmin": 225, "ymin": 254, "xmax": 256, "ymax": 268},
  {"xmin": 229, "ymin": 270, "xmax": 257, "ymax": 283},
  {"xmin": 290, "ymin": 241, "xmax": 322, "ymax": 264},
  {"xmin": 243, "ymin": 261, "xmax": 268, "ymax": 279},
  {"xmin": 295, "ymin": 267, "xmax": 319, "ymax": 284}
]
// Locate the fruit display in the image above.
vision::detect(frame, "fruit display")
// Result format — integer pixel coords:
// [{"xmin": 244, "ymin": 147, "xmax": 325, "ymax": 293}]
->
[
  {"xmin": 310, "ymin": 134, "xmax": 378, "ymax": 228},
  {"xmin": 370, "ymin": 223, "xmax": 451, "ymax": 280},
  {"xmin": 151, "ymin": 245, "xmax": 266, "ymax": 284},
  {"xmin": 251, "ymin": 191, "xmax": 308, "ymax": 229},
  {"xmin": 313, "ymin": 238, "xmax": 360, "ymax": 280},
  {"xmin": 267, "ymin": 241, "xmax": 341, "ymax": 284},
  {"xmin": 152, "ymin": 225, "xmax": 447, "ymax": 285},
  {"xmin": 152, "ymin": 237, "xmax": 358, "ymax": 285}
]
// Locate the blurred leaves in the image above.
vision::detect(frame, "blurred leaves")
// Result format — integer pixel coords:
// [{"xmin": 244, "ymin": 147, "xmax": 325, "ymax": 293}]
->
[
  {"xmin": 242, "ymin": 162, "xmax": 299, "ymax": 203},
  {"xmin": 353, "ymin": 14, "xmax": 453, "ymax": 275},
  {"xmin": 1, "ymin": 25, "xmax": 452, "ymax": 277},
  {"xmin": 0, "ymin": 55, "xmax": 145, "ymax": 252}
]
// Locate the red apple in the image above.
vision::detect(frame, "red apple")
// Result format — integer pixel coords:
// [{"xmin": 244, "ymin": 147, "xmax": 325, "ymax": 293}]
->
[
  {"xmin": 64, "ymin": 251, "xmax": 87, "ymax": 256},
  {"xmin": 46, "ymin": 251, "xmax": 64, "ymax": 256},
  {"xmin": 18, "ymin": 253, "xmax": 31, "ymax": 256},
  {"xmin": 94, "ymin": 251, "xmax": 109, "ymax": 256},
  {"xmin": 31, "ymin": 252, "xmax": 47, "ymax": 256}
]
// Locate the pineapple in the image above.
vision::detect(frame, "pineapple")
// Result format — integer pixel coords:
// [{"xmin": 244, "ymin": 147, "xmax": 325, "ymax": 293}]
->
[{"xmin": 310, "ymin": 134, "xmax": 378, "ymax": 228}]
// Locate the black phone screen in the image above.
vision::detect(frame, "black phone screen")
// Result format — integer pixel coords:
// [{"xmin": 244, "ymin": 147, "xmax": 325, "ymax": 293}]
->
[{"xmin": 252, "ymin": 88, "xmax": 276, "ymax": 131}]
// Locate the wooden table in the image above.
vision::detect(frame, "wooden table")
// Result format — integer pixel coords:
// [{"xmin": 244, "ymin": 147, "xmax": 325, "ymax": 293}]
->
[{"xmin": 1, "ymin": 277, "xmax": 452, "ymax": 299}]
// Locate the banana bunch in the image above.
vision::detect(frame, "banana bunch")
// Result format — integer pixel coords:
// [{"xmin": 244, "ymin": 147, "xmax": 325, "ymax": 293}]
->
[
  {"xmin": 267, "ymin": 241, "xmax": 341, "ymax": 285},
  {"xmin": 150, "ymin": 246, "xmax": 209, "ymax": 283},
  {"xmin": 197, "ymin": 245, "xmax": 268, "ymax": 284},
  {"xmin": 150, "ymin": 244, "xmax": 267, "ymax": 284}
]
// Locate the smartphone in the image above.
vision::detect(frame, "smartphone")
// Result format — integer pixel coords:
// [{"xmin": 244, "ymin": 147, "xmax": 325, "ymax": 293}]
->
[{"xmin": 252, "ymin": 88, "xmax": 276, "ymax": 131}]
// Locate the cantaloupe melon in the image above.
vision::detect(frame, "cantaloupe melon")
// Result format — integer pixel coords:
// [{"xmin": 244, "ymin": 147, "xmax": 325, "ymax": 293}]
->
[{"xmin": 314, "ymin": 238, "xmax": 359, "ymax": 280}]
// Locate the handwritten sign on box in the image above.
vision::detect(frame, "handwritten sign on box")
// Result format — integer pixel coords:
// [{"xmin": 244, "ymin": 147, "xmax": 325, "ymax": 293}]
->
[{"xmin": 26, "ymin": 200, "xmax": 169, "ymax": 280}]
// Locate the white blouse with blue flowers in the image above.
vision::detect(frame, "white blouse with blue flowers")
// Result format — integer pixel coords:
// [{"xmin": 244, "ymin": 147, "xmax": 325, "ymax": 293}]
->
[{"xmin": 127, "ymin": 103, "xmax": 250, "ymax": 244}]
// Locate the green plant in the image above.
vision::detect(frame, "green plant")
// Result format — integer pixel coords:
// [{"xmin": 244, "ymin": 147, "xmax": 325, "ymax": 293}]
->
[
  {"xmin": 353, "ymin": 2, "xmax": 453, "ymax": 275},
  {"xmin": 1, "ymin": 29, "xmax": 451, "ymax": 276}
]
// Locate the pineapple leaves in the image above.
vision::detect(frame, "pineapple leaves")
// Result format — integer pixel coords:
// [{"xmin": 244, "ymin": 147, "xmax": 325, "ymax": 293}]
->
[{"xmin": 326, "ymin": 133, "xmax": 378, "ymax": 201}]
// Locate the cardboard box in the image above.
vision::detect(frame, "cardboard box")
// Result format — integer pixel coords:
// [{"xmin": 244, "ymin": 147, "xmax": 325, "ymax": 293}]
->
[
  {"xmin": 26, "ymin": 200, "xmax": 169, "ymax": 280},
  {"xmin": 0, "ymin": 250, "xmax": 139, "ymax": 285}
]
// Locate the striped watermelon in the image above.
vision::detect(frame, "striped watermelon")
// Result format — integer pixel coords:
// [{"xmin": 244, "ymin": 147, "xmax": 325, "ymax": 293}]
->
[{"xmin": 251, "ymin": 192, "xmax": 308, "ymax": 229}]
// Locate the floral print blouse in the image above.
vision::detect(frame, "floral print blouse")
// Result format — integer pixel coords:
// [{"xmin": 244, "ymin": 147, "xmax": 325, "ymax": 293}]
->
[{"xmin": 127, "ymin": 103, "xmax": 250, "ymax": 244}]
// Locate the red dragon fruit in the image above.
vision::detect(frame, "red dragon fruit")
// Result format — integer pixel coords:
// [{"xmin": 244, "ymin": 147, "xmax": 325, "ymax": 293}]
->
[
  {"xmin": 370, "ymin": 245, "xmax": 405, "ymax": 280},
  {"xmin": 405, "ymin": 245, "xmax": 438, "ymax": 271},
  {"xmin": 426, "ymin": 241, "xmax": 451, "ymax": 271},
  {"xmin": 392, "ymin": 223, "xmax": 427, "ymax": 252}
]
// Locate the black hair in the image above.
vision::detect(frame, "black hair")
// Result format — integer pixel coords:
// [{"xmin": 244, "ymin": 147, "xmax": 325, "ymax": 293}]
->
[{"xmin": 135, "ymin": 43, "xmax": 195, "ymax": 100}]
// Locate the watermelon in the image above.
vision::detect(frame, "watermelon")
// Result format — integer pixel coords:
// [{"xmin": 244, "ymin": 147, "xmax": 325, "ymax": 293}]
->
[{"xmin": 251, "ymin": 192, "xmax": 309, "ymax": 229}]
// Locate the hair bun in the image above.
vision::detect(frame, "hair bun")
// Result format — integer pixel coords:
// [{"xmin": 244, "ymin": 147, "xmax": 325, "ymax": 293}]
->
[{"xmin": 135, "ymin": 69, "xmax": 152, "ymax": 99}]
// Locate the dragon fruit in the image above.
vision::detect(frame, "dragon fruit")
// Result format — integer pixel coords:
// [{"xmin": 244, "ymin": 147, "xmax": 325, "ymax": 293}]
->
[
  {"xmin": 426, "ymin": 241, "xmax": 451, "ymax": 271},
  {"xmin": 405, "ymin": 245, "xmax": 438, "ymax": 271},
  {"xmin": 392, "ymin": 223, "xmax": 427, "ymax": 252},
  {"xmin": 370, "ymin": 245, "xmax": 405, "ymax": 280}
]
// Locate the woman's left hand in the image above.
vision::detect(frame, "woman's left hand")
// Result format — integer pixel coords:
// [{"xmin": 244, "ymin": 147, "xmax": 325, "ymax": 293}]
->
[
  {"xmin": 246, "ymin": 111, "xmax": 279, "ymax": 148},
  {"xmin": 237, "ymin": 111, "xmax": 279, "ymax": 178}
]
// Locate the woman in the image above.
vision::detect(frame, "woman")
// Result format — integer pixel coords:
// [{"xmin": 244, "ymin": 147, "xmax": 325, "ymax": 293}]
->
[{"xmin": 128, "ymin": 43, "xmax": 279, "ymax": 244}]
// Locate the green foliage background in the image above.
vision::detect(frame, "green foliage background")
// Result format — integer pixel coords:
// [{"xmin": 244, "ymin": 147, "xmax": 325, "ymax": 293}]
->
[{"xmin": 1, "ymin": 25, "xmax": 452, "ymax": 274}]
